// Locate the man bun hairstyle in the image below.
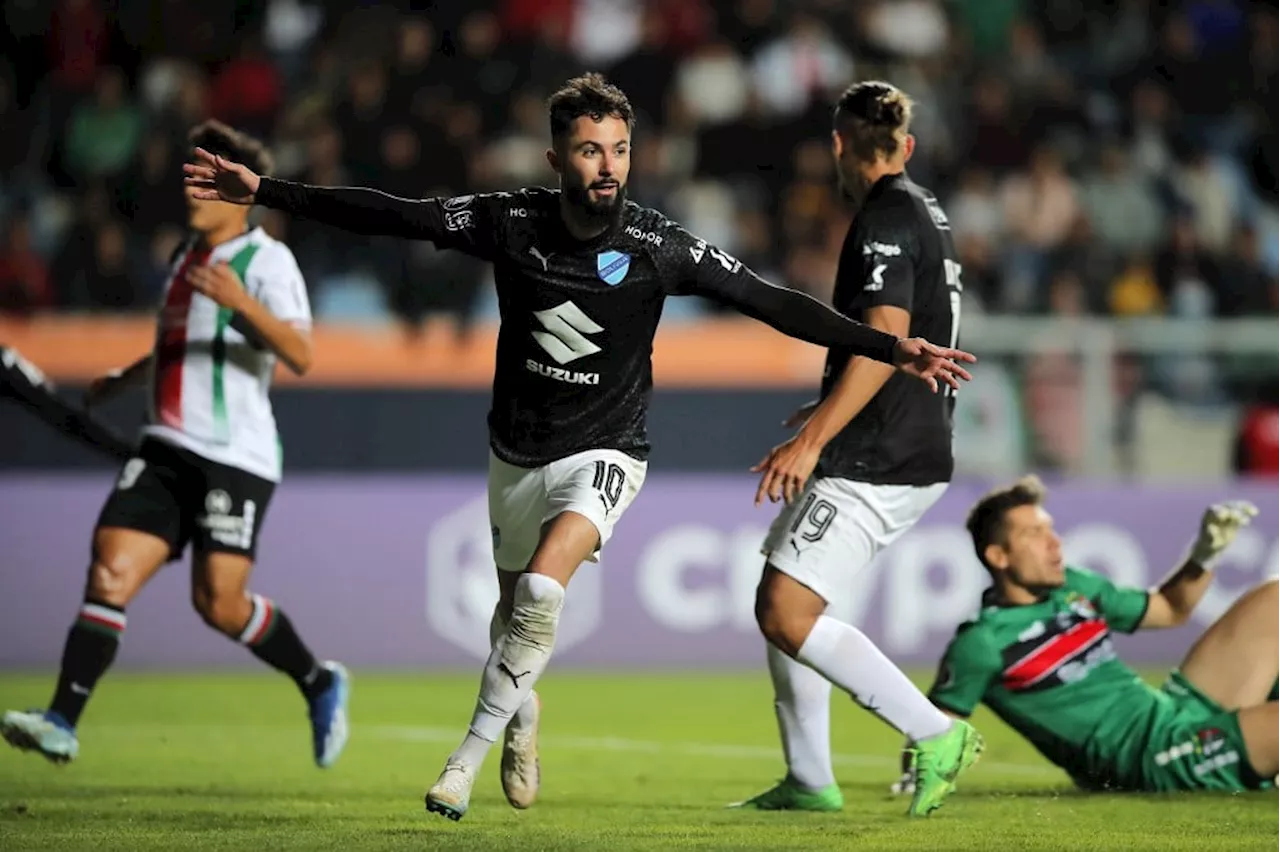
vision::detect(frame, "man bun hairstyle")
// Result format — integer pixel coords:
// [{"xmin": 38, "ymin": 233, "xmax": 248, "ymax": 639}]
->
[
  {"xmin": 965, "ymin": 475, "xmax": 1048, "ymax": 571},
  {"xmin": 833, "ymin": 80, "xmax": 914, "ymax": 163},
  {"xmin": 188, "ymin": 119, "xmax": 274, "ymax": 177},
  {"xmin": 547, "ymin": 72, "xmax": 635, "ymax": 143}
]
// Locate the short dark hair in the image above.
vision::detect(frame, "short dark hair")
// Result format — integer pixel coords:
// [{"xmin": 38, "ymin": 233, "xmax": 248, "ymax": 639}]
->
[
  {"xmin": 547, "ymin": 73, "xmax": 635, "ymax": 143},
  {"xmin": 833, "ymin": 80, "xmax": 914, "ymax": 163},
  {"xmin": 965, "ymin": 475, "xmax": 1048, "ymax": 571},
  {"xmin": 188, "ymin": 119, "xmax": 274, "ymax": 177}
]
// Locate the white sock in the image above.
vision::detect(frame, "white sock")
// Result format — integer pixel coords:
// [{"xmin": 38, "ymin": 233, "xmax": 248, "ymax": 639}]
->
[
  {"xmin": 796, "ymin": 615, "xmax": 951, "ymax": 742},
  {"xmin": 767, "ymin": 641, "xmax": 835, "ymax": 791},
  {"xmin": 451, "ymin": 573, "xmax": 564, "ymax": 769},
  {"xmin": 489, "ymin": 601, "xmax": 538, "ymax": 731}
]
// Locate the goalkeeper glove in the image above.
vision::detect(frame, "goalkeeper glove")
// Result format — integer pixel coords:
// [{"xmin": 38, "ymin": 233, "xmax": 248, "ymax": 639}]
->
[{"xmin": 1187, "ymin": 500, "xmax": 1258, "ymax": 569}]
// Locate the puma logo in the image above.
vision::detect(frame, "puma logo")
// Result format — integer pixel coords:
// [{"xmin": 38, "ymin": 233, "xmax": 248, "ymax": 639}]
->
[
  {"xmin": 528, "ymin": 246, "xmax": 554, "ymax": 271},
  {"xmin": 498, "ymin": 662, "xmax": 533, "ymax": 689}
]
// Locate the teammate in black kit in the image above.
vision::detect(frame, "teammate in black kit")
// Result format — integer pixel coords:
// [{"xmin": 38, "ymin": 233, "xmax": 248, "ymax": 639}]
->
[
  {"xmin": 735, "ymin": 82, "xmax": 981, "ymax": 818},
  {"xmin": 184, "ymin": 73, "xmax": 977, "ymax": 820},
  {"xmin": 1, "ymin": 345, "xmax": 135, "ymax": 462}
]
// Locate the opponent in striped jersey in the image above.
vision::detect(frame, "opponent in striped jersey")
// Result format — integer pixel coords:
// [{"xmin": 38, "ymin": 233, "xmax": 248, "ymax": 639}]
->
[{"xmin": 1, "ymin": 121, "xmax": 349, "ymax": 770}]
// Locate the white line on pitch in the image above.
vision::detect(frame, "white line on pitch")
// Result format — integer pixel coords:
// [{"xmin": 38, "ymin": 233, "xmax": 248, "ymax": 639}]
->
[{"xmin": 368, "ymin": 724, "xmax": 1061, "ymax": 777}]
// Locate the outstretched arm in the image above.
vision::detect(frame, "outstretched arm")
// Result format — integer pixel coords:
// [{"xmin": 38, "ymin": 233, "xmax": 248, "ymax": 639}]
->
[
  {"xmin": 2, "ymin": 347, "xmax": 136, "ymax": 462},
  {"xmin": 184, "ymin": 147, "xmax": 497, "ymax": 254},
  {"xmin": 667, "ymin": 234, "xmax": 973, "ymax": 391},
  {"xmin": 1141, "ymin": 501, "xmax": 1258, "ymax": 628}
]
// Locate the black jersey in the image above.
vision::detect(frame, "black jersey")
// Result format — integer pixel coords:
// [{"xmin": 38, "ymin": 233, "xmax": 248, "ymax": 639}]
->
[
  {"xmin": 255, "ymin": 179, "xmax": 901, "ymax": 467},
  {"xmin": 1, "ymin": 346, "xmax": 136, "ymax": 461},
  {"xmin": 815, "ymin": 173, "xmax": 961, "ymax": 486}
]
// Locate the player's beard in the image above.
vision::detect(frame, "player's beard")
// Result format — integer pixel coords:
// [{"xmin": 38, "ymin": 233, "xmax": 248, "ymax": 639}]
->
[{"xmin": 564, "ymin": 180, "xmax": 627, "ymax": 231}]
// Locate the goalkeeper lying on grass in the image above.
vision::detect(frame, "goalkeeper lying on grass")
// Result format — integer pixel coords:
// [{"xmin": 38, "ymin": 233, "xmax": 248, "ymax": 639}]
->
[{"xmin": 893, "ymin": 475, "xmax": 1276, "ymax": 795}]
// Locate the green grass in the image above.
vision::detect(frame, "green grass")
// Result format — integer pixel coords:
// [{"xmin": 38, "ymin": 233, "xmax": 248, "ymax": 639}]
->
[{"xmin": 0, "ymin": 671, "xmax": 1274, "ymax": 851}]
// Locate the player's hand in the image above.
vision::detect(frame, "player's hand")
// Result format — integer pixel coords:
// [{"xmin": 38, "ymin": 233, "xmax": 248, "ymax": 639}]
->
[
  {"xmin": 751, "ymin": 435, "xmax": 821, "ymax": 506},
  {"xmin": 187, "ymin": 262, "xmax": 249, "ymax": 312},
  {"xmin": 892, "ymin": 338, "xmax": 975, "ymax": 393},
  {"xmin": 1189, "ymin": 500, "xmax": 1258, "ymax": 568},
  {"xmin": 782, "ymin": 399, "xmax": 820, "ymax": 428},
  {"xmin": 183, "ymin": 147, "xmax": 260, "ymax": 204}
]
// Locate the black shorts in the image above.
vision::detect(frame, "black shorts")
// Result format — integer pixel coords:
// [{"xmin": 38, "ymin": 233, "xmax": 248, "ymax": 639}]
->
[{"xmin": 96, "ymin": 438, "xmax": 275, "ymax": 560}]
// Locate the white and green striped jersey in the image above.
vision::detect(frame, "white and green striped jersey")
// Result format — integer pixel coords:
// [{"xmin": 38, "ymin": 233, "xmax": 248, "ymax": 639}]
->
[{"xmin": 143, "ymin": 227, "xmax": 310, "ymax": 482}]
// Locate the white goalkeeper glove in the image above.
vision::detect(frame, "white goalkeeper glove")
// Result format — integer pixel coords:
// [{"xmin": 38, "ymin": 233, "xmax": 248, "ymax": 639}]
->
[{"xmin": 1187, "ymin": 500, "xmax": 1258, "ymax": 569}]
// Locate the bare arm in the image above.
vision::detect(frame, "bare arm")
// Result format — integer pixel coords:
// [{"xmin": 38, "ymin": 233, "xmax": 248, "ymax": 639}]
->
[
  {"xmin": 1140, "ymin": 501, "xmax": 1257, "ymax": 628},
  {"xmin": 187, "ymin": 262, "xmax": 313, "ymax": 376}
]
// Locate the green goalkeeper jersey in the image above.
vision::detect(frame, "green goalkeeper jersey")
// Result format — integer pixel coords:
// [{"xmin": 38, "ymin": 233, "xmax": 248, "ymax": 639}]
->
[{"xmin": 928, "ymin": 566, "xmax": 1159, "ymax": 789}]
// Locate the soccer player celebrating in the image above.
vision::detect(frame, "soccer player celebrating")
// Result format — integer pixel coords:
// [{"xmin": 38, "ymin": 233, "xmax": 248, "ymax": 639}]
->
[
  {"xmin": 1, "ymin": 345, "xmax": 136, "ymax": 462},
  {"xmin": 183, "ymin": 73, "xmax": 976, "ymax": 821},
  {"xmin": 1, "ymin": 121, "xmax": 350, "ymax": 768},
  {"xmin": 893, "ymin": 476, "xmax": 1275, "ymax": 795},
  {"xmin": 735, "ymin": 81, "xmax": 980, "ymax": 818}
]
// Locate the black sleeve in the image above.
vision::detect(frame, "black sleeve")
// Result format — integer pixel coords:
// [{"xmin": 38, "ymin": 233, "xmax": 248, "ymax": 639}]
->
[
  {"xmin": 659, "ymin": 225, "xmax": 899, "ymax": 364},
  {"xmin": 254, "ymin": 178, "xmax": 504, "ymax": 261},
  {"xmin": 843, "ymin": 201, "xmax": 918, "ymax": 313},
  {"xmin": 1, "ymin": 348, "xmax": 136, "ymax": 462}
]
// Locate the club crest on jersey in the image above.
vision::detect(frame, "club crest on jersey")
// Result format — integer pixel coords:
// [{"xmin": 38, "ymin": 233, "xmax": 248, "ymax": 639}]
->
[{"xmin": 596, "ymin": 251, "xmax": 630, "ymax": 286}]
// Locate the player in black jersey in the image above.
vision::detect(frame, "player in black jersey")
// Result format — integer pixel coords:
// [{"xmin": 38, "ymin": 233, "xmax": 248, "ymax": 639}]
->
[
  {"xmin": 733, "ymin": 82, "xmax": 981, "ymax": 818},
  {"xmin": 1, "ymin": 345, "xmax": 135, "ymax": 462},
  {"xmin": 184, "ymin": 73, "xmax": 977, "ymax": 821}
]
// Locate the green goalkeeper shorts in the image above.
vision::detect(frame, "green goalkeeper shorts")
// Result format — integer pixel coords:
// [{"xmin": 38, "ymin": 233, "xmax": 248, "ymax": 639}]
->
[{"xmin": 1137, "ymin": 670, "xmax": 1272, "ymax": 793}]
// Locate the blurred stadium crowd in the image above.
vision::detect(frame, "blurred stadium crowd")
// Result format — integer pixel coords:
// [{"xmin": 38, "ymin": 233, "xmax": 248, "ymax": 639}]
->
[{"xmin": 0, "ymin": 0, "xmax": 1274, "ymax": 328}]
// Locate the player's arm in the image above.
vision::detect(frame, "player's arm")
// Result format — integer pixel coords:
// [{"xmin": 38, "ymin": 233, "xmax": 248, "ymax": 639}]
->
[
  {"xmin": 1140, "ymin": 501, "xmax": 1258, "ymax": 629},
  {"xmin": 183, "ymin": 147, "xmax": 498, "ymax": 256},
  {"xmin": 187, "ymin": 256, "xmax": 313, "ymax": 376},
  {"xmin": 2, "ymin": 346, "xmax": 136, "ymax": 462},
  {"xmin": 790, "ymin": 218, "xmax": 921, "ymax": 453},
  {"xmin": 670, "ymin": 237, "xmax": 899, "ymax": 362}
]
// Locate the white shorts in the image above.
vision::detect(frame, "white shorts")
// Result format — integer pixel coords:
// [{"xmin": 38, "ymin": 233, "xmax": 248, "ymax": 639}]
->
[
  {"xmin": 761, "ymin": 477, "xmax": 948, "ymax": 604},
  {"xmin": 488, "ymin": 448, "xmax": 647, "ymax": 573}
]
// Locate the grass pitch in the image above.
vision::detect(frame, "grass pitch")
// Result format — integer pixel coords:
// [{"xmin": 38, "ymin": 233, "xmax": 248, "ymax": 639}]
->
[{"xmin": 0, "ymin": 671, "xmax": 1274, "ymax": 851}]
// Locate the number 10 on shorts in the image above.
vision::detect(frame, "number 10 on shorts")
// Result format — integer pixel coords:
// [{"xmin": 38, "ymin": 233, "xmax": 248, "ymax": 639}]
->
[{"xmin": 592, "ymin": 460, "xmax": 627, "ymax": 512}]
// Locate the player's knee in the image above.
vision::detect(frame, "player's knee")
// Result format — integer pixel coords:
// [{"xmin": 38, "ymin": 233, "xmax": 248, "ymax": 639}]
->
[
  {"xmin": 506, "ymin": 573, "xmax": 566, "ymax": 651},
  {"xmin": 192, "ymin": 586, "xmax": 250, "ymax": 635},
  {"xmin": 86, "ymin": 554, "xmax": 139, "ymax": 606}
]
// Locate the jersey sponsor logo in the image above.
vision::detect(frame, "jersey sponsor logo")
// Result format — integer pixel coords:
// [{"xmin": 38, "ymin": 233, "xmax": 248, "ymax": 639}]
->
[
  {"xmin": 1154, "ymin": 726, "xmax": 1239, "ymax": 777},
  {"xmin": 205, "ymin": 488, "xmax": 233, "ymax": 515},
  {"xmin": 444, "ymin": 209, "xmax": 473, "ymax": 231},
  {"xmin": 1001, "ymin": 617, "xmax": 1110, "ymax": 691},
  {"xmin": 596, "ymin": 250, "xmax": 631, "ymax": 285},
  {"xmin": 861, "ymin": 241, "xmax": 902, "ymax": 257},
  {"xmin": 866, "ymin": 264, "xmax": 887, "ymax": 291},
  {"xmin": 531, "ymin": 300, "xmax": 604, "ymax": 364},
  {"xmin": 690, "ymin": 239, "xmax": 741, "ymax": 273},
  {"xmin": 442, "ymin": 195, "xmax": 474, "ymax": 211},
  {"xmin": 924, "ymin": 197, "xmax": 950, "ymax": 229},
  {"xmin": 528, "ymin": 246, "xmax": 554, "ymax": 271},
  {"xmin": 199, "ymin": 491, "xmax": 257, "ymax": 549},
  {"xmin": 508, "ymin": 207, "xmax": 530, "ymax": 217},
  {"xmin": 624, "ymin": 225, "xmax": 662, "ymax": 246},
  {"xmin": 525, "ymin": 359, "xmax": 600, "ymax": 385}
]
